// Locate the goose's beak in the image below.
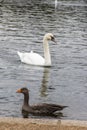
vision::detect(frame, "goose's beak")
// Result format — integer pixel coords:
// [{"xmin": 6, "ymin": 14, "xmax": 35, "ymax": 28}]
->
[{"xmin": 16, "ymin": 89, "xmax": 22, "ymax": 93}]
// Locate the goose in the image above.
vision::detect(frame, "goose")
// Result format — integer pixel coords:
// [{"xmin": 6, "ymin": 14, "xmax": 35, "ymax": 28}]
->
[
  {"xmin": 16, "ymin": 88, "xmax": 67, "ymax": 117},
  {"xmin": 17, "ymin": 33, "xmax": 56, "ymax": 67}
]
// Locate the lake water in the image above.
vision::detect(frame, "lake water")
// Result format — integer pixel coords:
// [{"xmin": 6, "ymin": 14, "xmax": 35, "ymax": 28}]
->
[{"xmin": 0, "ymin": 0, "xmax": 87, "ymax": 120}]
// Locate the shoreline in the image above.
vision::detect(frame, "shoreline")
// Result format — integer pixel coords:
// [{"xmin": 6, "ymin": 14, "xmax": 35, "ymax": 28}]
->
[{"xmin": 0, "ymin": 117, "xmax": 87, "ymax": 130}]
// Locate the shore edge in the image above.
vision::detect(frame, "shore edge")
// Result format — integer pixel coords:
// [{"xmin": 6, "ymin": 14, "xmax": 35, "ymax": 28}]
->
[{"xmin": 0, "ymin": 117, "xmax": 87, "ymax": 130}]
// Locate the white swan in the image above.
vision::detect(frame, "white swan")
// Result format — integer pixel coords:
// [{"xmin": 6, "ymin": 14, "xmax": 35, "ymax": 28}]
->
[{"xmin": 17, "ymin": 33, "xmax": 56, "ymax": 67}]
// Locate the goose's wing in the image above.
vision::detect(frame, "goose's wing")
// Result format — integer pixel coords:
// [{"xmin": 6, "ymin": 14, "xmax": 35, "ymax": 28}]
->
[
  {"xmin": 30, "ymin": 104, "xmax": 51, "ymax": 114},
  {"xmin": 30, "ymin": 103, "xmax": 66, "ymax": 114}
]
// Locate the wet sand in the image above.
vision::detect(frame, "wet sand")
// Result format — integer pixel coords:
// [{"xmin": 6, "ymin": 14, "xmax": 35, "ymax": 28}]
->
[{"xmin": 0, "ymin": 117, "xmax": 87, "ymax": 130}]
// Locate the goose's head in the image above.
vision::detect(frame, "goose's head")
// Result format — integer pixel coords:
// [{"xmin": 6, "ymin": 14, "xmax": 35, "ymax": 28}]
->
[
  {"xmin": 44, "ymin": 33, "xmax": 56, "ymax": 43},
  {"xmin": 16, "ymin": 88, "xmax": 29, "ymax": 95}
]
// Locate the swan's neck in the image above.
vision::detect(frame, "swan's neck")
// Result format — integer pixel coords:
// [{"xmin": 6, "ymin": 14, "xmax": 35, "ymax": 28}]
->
[
  {"xmin": 43, "ymin": 39, "xmax": 51, "ymax": 66},
  {"xmin": 24, "ymin": 93, "xmax": 29, "ymax": 106}
]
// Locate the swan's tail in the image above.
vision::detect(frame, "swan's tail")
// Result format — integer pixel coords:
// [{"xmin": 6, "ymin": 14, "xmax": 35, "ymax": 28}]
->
[{"xmin": 17, "ymin": 51, "xmax": 23, "ymax": 61}]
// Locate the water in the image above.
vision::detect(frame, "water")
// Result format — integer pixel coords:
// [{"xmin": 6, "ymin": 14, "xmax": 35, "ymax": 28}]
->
[{"xmin": 0, "ymin": 0, "xmax": 87, "ymax": 120}]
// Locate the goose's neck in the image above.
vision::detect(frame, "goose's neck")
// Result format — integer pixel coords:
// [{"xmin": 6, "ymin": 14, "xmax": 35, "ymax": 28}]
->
[
  {"xmin": 24, "ymin": 93, "xmax": 29, "ymax": 106},
  {"xmin": 43, "ymin": 39, "xmax": 51, "ymax": 66}
]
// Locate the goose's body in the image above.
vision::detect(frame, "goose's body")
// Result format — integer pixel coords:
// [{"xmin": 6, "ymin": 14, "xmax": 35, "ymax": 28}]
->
[
  {"xmin": 16, "ymin": 88, "xmax": 67, "ymax": 117},
  {"xmin": 17, "ymin": 33, "xmax": 56, "ymax": 67}
]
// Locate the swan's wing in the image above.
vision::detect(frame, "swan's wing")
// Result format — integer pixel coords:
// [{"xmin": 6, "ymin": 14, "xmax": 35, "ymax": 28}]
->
[{"xmin": 17, "ymin": 51, "xmax": 45, "ymax": 66}]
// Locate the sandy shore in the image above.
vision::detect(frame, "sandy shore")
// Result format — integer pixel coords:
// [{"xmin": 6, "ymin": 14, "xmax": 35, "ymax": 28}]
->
[{"xmin": 0, "ymin": 117, "xmax": 87, "ymax": 130}]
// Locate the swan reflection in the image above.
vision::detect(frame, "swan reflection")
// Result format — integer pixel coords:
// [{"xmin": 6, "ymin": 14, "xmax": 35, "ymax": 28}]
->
[{"xmin": 40, "ymin": 67, "xmax": 50, "ymax": 97}]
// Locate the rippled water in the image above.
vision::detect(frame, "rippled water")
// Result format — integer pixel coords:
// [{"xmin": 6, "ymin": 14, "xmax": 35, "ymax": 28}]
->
[{"xmin": 0, "ymin": 0, "xmax": 87, "ymax": 120}]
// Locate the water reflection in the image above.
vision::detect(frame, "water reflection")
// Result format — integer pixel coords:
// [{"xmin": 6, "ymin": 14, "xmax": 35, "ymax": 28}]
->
[
  {"xmin": 22, "ymin": 109, "xmax": 65, "ymax": 119},
  {"xmin": 55, "ymin": 0, "xmax": 58, "ymax": 9},
  {"xmin": 40, "ymin": 67, "xmax": 50, "ymax": 97},
  {"xmin": 22, "ymin": 110, "xmax": 29, "ymax": 118}
]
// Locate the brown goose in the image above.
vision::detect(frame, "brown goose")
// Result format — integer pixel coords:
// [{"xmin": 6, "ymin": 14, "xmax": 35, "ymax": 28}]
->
[{"xmin": 16, "ymin": 88, "xmax": 67, "ymax": 117}]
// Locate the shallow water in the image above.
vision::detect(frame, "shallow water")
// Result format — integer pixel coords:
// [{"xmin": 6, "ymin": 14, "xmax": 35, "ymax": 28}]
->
[{"xmin": 0, "ymin": 0, "xmax": 87, "ymax": 120}]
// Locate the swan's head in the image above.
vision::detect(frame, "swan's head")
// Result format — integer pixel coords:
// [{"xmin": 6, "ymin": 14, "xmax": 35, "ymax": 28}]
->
[
  {"xmin": 44, "ymin": 33, "xmax": 56, "ymax": 43},
  {"xmin": 16, "ymin": 88, "xmax": 29, "ymax": 95}
]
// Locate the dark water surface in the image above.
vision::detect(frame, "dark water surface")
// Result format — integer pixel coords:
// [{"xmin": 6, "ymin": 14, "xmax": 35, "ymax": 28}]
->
[{"xmin": 0, "ymin": 0, "xmax": 87, "ymax": 120}]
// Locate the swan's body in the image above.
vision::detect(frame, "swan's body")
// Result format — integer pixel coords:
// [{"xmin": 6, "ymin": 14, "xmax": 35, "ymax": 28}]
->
[
  {"xmin": 17, "ymin": 51, "xmax": 45, "ymax": 66},
  {"xmin": 17, "ymin": 33, "xmax": 56, "ymax": 67}
]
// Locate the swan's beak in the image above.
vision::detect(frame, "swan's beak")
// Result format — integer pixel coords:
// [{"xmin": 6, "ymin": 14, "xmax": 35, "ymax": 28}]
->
[
  {"xmin": 51, "ymin": 36, "xmax": 57, "ymax": 44},
  {"xmin": 16, "ymin": 89, "xmax": 22, "ymax": 93},
  {"xmin": 52, "ymin": 38, "xmax": 57, "ymax": 44}
]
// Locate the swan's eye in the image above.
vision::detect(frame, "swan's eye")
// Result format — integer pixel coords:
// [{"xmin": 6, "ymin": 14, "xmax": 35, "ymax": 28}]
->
[{"xmin": 51, "ymin": 36, "xmax": 54, "ymax": 41}]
